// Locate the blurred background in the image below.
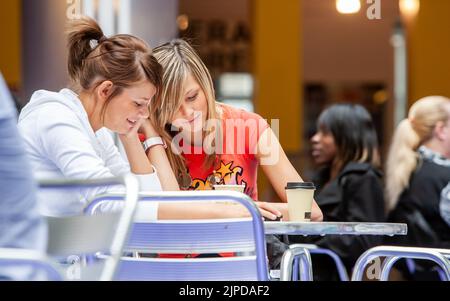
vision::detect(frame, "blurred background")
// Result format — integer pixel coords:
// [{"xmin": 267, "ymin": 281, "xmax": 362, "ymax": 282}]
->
[{"xmin": 1, "ymin": 0, "xmax": 449, "ymax": 201}]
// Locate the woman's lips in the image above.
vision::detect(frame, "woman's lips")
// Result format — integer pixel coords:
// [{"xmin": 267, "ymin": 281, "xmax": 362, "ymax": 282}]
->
[
  {"xmin": 187, "ymin": 112, "xmax": 201, "ymax": 124},
  {"xmin": 312, "ymin": 148, "xmax": 321, "ymax": 157},
  {"xmin": 127, "ymin": 119, "xmax": 137, "ymax": 129}
]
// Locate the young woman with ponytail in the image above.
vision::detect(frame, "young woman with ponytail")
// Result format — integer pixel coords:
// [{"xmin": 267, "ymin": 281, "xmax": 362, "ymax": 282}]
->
[
  {"xmin": 17, "ymin": 17, "xmax": 282, "ymax": 221},
  {"xmin": 385, "ymin": 96, "xmax": 450, "ymax": 279}
]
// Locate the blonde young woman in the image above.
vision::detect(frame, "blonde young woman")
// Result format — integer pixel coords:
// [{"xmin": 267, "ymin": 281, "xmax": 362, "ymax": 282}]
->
[
  {"xmin": 151, "ymin": 39, "xmax": 323, "ymax": 222},
  {"xmin": 385, "ymin": 96, "xmax": 450, "ymax": 279},
  {"xmin": 17, "ymin": 18, "xmax": 281, "ymax": 221}
]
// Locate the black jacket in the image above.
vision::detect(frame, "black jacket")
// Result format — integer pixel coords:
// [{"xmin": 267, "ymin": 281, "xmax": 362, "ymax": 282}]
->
[
  {"xmin": 383, "ymin": 154, "xmax": 450, "ymax": 280},
  {"xmin": 386, "ymin": 158, "xmax": 450, "ymax": 249},
  {"xmin": 291, "ymin": 162, "xmax": 386, "ymax": 275}
]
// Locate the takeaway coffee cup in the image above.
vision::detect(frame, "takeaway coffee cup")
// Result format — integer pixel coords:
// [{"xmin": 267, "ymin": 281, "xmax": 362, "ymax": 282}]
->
[
  {"xmin": 285, "ymin": 182, "xmax": 316, "ymax": 222},
  {"xmin": 213, "ymin": 184, "xmax": 245, "ymax": 193}
]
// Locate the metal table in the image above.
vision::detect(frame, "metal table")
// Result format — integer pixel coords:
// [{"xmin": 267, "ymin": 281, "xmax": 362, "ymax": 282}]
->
[
  {"xmin": 264, "ymin": 221, "xmax": 407, "ymax": 236},
  {"xmin": 264, "ymin": 222, "xmax": 408, "ymax": 281}
]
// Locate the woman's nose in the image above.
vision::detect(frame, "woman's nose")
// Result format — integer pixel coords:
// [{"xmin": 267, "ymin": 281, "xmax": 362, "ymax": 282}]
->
[
  {"xmin": 311, "ymin": 133, "xmax": 320, "ymax": 143},
  {"xmin": 179, "ymin": 104, "xmax": 194, "ymax": 120}
]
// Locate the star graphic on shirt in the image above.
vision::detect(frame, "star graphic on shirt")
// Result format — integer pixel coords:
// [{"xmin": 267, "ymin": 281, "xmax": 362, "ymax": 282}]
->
[{"xmin": 215, "ymin": 161, "xmax": 234, "ymax": 178}]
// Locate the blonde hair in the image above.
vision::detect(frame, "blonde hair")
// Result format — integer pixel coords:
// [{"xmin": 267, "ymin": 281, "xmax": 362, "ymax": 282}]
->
[
  {"xmin": 386, "ymin": 96, "xmax": 450, "ymax": 211},
  {"xmin": 151, "ymin": 39, "xmax": 220, "ymax": 185}
]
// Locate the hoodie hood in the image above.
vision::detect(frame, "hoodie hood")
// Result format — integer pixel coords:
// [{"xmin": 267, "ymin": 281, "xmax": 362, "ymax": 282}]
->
[{"xmin": 19, "ymin": 89, "xmax": 87, "ymax": 123}]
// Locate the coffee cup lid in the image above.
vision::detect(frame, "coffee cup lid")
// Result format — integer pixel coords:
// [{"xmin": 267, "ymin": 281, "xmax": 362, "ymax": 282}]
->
[{"xmin": 285, "ymin": 182, "xmax": 315, "ymax": 190}]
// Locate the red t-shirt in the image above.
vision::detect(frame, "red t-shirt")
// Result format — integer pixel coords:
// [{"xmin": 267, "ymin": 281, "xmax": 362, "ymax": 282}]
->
[
  {"xmin": 158, "ymin": 104, "xmax": 269, "ymax": 259},
  {"xmin": 183, "ymin": 103, "xmax": 269, "ymax": 201}
]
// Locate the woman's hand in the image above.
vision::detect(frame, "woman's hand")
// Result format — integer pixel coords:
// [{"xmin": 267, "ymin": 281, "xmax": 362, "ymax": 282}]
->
[
  {"xmin": 311, "ymin": 200, "xmax": 324, "ymax": 222},
  {"xmin": 119, "ymin": 118, "xmax": 146, "ymax": 141},
  {"xmin": 254, "ymin": 202, "xmax": 283, "ymax": 221},
  {"xmin": 140, "ymin": 118, "xmax": 160, "ymax": 138}
]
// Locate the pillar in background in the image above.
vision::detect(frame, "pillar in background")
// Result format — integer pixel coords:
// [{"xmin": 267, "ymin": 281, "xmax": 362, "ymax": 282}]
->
[
  {"xmin": 0, "ymin": 0, "xmax": 21, "ymax": 89},
  {"xmin": 252, "ymin": 0, "xmax": 303, "ymax": 201},
  {"xmin": 20, "ymin": 0, "xmax": 177, "ymax": 104},
  {"xmin": 22, "ymin": 0, "xmax": 69, "ymax": 103},
  {"xmin": 130, "ymin": 0, "xmax": 178, "ymax": 47},
  {"xmin": 408, "ymin": 0, "xmax": 450, "ymax": 104},
  {"xmin": 252, "ymin": 0, "xmax": 303, "ymax": 153}
]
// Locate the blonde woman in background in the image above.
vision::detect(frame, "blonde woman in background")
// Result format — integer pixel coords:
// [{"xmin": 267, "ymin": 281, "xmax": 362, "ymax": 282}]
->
[{"xmin": 385, "ymin": 96, "xmax": 450, "ymax": 280}]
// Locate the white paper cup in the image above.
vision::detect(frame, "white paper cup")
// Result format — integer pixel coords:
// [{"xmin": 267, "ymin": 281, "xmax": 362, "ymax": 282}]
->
[
  {"xmin": 213, "ymin": 184, "xmax": 245, "ymax": 193},
  {"xmin": 285, "ymin": 182, "xmax": 315, "ymax": 222}
]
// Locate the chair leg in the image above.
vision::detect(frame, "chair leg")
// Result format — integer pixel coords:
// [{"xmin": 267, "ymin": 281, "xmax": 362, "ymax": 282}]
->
[{"xmin": 280, "ymin": 246, "xmax": 313, "ymax": 281}]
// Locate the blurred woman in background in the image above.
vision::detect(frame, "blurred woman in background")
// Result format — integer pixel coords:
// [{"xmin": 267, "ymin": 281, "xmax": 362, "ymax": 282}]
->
[
  {"xmin": 294, "ymin": 104, "xmax": 385, "ymax": 280},
  {"xmin": 385, "ymin": 96, "xmax": 450, "ymax": 280}
]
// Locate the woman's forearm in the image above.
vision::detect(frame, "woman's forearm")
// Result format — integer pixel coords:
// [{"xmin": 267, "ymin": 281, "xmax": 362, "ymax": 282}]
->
[
  {"xmin": 257, "ymin": 128, "xmax": 323, "ymax": 221},
  {"xmin": 120, "ymin": 135, "xmax": 154, "ymax": 175},
  {"xmin": 145, "ymin": 145, "xmax": 180, "ymax": 191},
  {"xmin": 141, "ymin": 120, "xmax": 179, "ymax": 191},
  {"xmin": 157, "ymin": 202, "xmax": 248, "ymax": 220}
]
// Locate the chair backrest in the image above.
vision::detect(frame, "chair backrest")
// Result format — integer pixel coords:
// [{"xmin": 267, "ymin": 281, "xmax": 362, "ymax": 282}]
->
[
  {"xmin": 85, "ymin": 191, "xmax": 269, "ymax": 281},
  {"xmin": 351, "ymin": 246, "xmax": 450, "ymax": 281},
  {"xmin": 38, "ymin": 175, "xmax": 140, "ymax": 281},
  {"xmin": 0, "ymin": 248, "xmax": 64, "ymax": 281},
  {"xmin": 288, "ymin": 244, "xmax": 349, "ymax": 281}
]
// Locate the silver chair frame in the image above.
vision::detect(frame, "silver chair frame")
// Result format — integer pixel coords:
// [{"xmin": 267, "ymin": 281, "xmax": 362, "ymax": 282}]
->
[
  {"xmin": 280, "ymin": 245, "xmax": 313, "ymax": 281},
  {"xmin": 0, "ymin": 248, "xmax": 63, "ymax": 280},
  {"xmin": 38, "ymin": 175, "xmax": 139, "ymax": 281},
  {"xmin": 288, "ymin": 244, "xmax": 349, "ymax": 281},
  {"xmin": 351, "ymin": 246, "xmax": 450, "ymax": 281}
]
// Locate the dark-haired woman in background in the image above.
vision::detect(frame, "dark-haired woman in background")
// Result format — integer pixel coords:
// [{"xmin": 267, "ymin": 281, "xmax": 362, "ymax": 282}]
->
[{"xmin": 291, "ymin": 104, "xmax": 386, "ymax": 280}]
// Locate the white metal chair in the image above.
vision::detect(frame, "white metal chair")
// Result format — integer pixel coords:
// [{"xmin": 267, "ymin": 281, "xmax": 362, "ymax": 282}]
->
[
  {"xmin": 0, "ymin": 248, "xmax": 64, "ymax": 281},
  {"xmin": 287, "ymin": 244, "xmax": 349, "ymax": 281},
  {"xmin": 0, "ymin": 175, "xmax": 139, "ymax": 281},
  {"xmin": 279, "ymin": 245, "xmax": 313, "ymax": 281},
  {"xmin": 351, "ymin": 246, "xmax": 450, "ymax": 281},
  {"xmin": 85, "ymin": 191, "xmax": 270, "ymax": 281}
]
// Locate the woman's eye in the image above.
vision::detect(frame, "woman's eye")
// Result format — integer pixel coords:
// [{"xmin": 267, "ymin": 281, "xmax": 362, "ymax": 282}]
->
[
  {"xmin": 135, "ymin": 102, "xmax": 142, "ymax": 107},
  {"xmin": 187, "ymin": 94, "xmax": 198, "ymax": 102}
]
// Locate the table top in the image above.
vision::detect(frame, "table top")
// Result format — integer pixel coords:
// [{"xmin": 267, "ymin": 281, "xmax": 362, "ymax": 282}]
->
[{"xmin": 264, "ymin": 221, "xmax": 408, "ymax": 236}]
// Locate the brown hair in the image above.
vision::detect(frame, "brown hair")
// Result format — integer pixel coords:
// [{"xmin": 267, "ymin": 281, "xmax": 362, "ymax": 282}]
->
[{"xmin": 66, "ymin": 17, "xmax": 162, "ymax": 108}]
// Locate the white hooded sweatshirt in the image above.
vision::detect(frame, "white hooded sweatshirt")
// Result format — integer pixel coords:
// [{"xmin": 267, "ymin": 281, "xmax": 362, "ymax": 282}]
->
[{"xmin": 18, "ymin": 88, "xmax": 160, "ymax": 220}]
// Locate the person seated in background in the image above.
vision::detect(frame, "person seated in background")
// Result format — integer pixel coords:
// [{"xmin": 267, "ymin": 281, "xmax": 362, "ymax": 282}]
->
[
  {"xmin": 17, "ymin": 17, "xmax": 282, "ymax": 221},
  {"xmin": 291, "ymin": 104, "xmax": 385, "ymax": 281},
  {"xmin": 385, "ymin": 96, "xmax": 450, "ymax": 280},
  {"xmin": 0, "ymin": 72, "xmax": 47, "ymax": 280}
]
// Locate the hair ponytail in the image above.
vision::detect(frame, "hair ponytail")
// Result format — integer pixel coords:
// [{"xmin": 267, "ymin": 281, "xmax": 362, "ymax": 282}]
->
[
  {"xmin": 66, "ymin": 17, "xmax": 105, "ymax": 82},
  {"xmin": 64, "ymin": 16, "xmax": 162, "ymax": 101},
  {"xmin": 385, "ymin": 119, "xmax": 420, "ymax": 211}
]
